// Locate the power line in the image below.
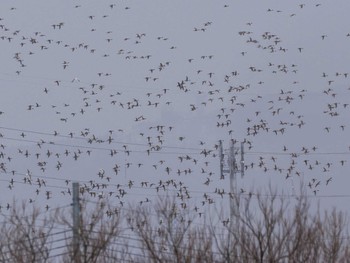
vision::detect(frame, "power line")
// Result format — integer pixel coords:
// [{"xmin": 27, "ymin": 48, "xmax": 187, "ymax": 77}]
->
[
  {"xmin": 3, "ymin": 126, "xmax": 350, "ymax": 156},
  {"xmin": 0, "ymin": 125, "xmax": 205, "ymax": 151},
  {"xmin": 2, "ymin": 168, "xmax": 350, "ymax": 202},
  {"xmin": 0, "ymin": 135, "xmax": 203, "ymax": 155},
  {"xmin": 246, "ymin": 150, "xmax": 350, "ymax": 156}
]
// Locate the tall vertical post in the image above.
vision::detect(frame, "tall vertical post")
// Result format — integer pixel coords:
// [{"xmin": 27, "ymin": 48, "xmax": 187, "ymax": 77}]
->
[
  {"xmin": 229, "ymin": 140, "xmax": 237, "ymax": 221},
  {"xmin": 218, "ymin": 140, "xmax": 245, "ymax": 222},
  {"xmin": 219, "ymin": 140, "xmax": 224, "ymax": 179},
  {"xmin": 72, "ymin": 182, "xmax": 80, "ymax": 262},
  {"xmin": 240, "ymin": 142, "xmax": 245, "ymax": 178},
  {"xmin": 220, "ymin": 139, "xmax": 244, "ymax": 261}
]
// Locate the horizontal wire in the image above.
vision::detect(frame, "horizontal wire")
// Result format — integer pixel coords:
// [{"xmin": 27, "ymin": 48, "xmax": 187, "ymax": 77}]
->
[
  {"xmin": 0, "ymin": 136, "xmax": 202, "ymax": 155},
  {"xmin": 0, "ymin": 126, "xmax": 205, "ymax": 151},
  {"xmin": 3, "ymin": 127, "xmax": 350, "ymax": 156}
]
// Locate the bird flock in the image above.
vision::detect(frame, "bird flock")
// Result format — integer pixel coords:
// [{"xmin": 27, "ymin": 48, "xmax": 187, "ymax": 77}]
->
[{"xmin": 0, "ymin": 1, "xmax": 350, "ymax": 217}]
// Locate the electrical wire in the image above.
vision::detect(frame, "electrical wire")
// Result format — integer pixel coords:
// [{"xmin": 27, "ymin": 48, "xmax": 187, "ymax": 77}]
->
[{"xmin": 0, "ymin": 126, "xmax": 205, "ymax": 151}]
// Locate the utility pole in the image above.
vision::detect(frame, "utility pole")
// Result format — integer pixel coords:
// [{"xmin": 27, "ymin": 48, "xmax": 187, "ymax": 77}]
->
[
  {"xmin": 72, "ymin": 182, "xmax": 81, "ymax": 263},
  {"xmin": 219, "ymin": 140, "xmax": 224, "ymax": 179},
  {"xmin": 240, "ymin": 141, "xmax": 245, "ymax": 178},
  {"xmin": 229, "ymin": 140, "xmax": 237, "ymax": 221},
  {"xmin": 218, "ymin": 140, "xmax": 244, "ymax": 223},
  {"xmin": 219, "ymin": 140, "xmax": 244, "ymax": 262}
]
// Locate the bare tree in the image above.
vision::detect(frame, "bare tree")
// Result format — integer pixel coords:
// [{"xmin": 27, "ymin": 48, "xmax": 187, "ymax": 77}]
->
[
  {"xmin": 0, "ymin": 201, "xmax": 56, "ymax": 263},
  {"xmin": 59, "ymin": 198, "xmax": 123, "ymax": 263},
  {"xmin": 127, "ymin": 195, "xmax": 215, "ymax": 263},
  {"xmin": 211, "ymin": 186, "xmax": 349, "ymax": 263},
  {"xmin": 0, "ymin": 189, "xmax": 349, "ymax": 263},
  {"xmin": 319, "ymin": 208, "xmax": 346, "ymax": 263}
]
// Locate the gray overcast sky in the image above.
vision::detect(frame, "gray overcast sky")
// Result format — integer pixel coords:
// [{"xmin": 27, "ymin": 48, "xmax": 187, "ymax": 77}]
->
[{"xmin": 0, "ymin": 0, "xmax": 350, "ymax": 215}]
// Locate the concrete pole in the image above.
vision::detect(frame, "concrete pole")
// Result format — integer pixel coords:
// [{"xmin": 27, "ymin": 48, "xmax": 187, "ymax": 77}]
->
[{"xmin": 72, "ymin": 182, "xmax": 81, "ymax": 262}]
